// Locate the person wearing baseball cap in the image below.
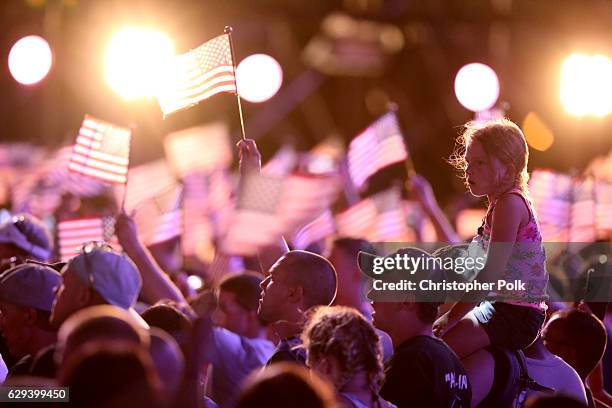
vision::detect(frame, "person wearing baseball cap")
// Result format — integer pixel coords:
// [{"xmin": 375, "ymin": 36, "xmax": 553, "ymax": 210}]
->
[
  {"xmin": 0, "ymin": 263, "xmax": 61, "ymax": 378},
  {"xmin": 0, "ymin": 214, "xmax": 52, "ymax": 272},
  {"xmin": 50, "ymin": 242, "xmax": 143, "ymax": 328},
  {"xmin": 359, "ymin": 246, "xmax": 472, "ymax": 408}
]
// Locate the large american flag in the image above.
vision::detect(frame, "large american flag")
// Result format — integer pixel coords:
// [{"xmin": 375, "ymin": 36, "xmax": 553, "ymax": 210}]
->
[
  {"xmin": 57, "ymin": 217, "xmax": 120, "ymax": 261},
  {"xmin": 156, "ymin": 34, "xmax": 236, "ymax": 115},
  {"xmin": 348, "ymin": 112, "xmax": 408, "ymax": 189},
  {"xmin": 68, "ymin": 115, "xmax": 132, "ymax": 185}
]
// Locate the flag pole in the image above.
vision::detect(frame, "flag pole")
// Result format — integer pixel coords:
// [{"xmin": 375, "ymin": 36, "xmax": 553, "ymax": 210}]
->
[
  {"xmin": 225, "ymin": 26, "xmax": 247, "ymax": 141},
  {"xmin": 387, "ymin": 102, "xmax": 416, "ymax": 179}
]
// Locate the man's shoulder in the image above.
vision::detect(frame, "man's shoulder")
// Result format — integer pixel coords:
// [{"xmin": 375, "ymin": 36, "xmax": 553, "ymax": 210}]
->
[
  {"xmin": 395, "ymin": 335, "xmax": 457, "ymax": 359},
  {"xmin": 267, "ymin": 337, "xmax": 306, "ymax": 366}
]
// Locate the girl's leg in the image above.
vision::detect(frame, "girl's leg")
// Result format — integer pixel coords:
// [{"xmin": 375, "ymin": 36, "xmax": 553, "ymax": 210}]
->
[{"xmin": 442, "ymin": 313, "xmax": 491, "ymax": 359}]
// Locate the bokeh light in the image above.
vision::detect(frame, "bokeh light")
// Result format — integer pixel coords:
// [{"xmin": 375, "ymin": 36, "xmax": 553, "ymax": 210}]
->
[
  {"xmin": 187, "ymin": 275, "xmax": 203, "ymax": 291},
  {"xmin": 8, "ymin": 35, "xmax": 53, "ymax": 85},
  {"xmin": 236, "ymin": 54, "xmax": 283, "ymax": 103},
  {"xmin": 105, "ymin": 27, "xmax": 174, "ymax": 100},
  {"xmin": 560, "ymin": 53, "xmax": 612, "ymax": 117},
  {"xmin": 522, "ymin": 112, "xmax": 554, "ymax": 152},
  {"xmin": 454, "ymin": 63, "xmax": 500, "ymax": 112}
]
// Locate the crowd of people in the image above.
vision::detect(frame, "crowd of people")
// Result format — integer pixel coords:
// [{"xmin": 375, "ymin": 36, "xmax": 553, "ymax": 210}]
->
[{"xmin": 0, "ymin": 118, "xmax": 610, "ymax": 407}]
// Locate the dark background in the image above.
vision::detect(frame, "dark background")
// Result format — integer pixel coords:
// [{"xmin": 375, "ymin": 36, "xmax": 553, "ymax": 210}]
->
[{"xmin": 1, "ymin": 0, "xmax": 611, "ymax": 206}]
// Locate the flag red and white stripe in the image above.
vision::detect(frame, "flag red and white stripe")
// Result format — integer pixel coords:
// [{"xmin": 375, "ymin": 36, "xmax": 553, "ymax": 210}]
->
[
  {"xmin": 348, "ymin": 112, "xmax": 408, "ymax": 189},
  {"xmin": 133, "ymin": 185, "xmax": 183, "ymax": 246},
  {"xmin": 68, "ymin": 115, "xmax": 132, "ymax": 184},
  {"xmin": 221, "ymin": 173, "xmax": 340, "ymax": 255},
  {"xmin": 182, "ymin": 173, "xmax": 215, "ymax": 256},
  {"xmin": 336, "ymin": 187, "xmax": 407, "ymax": 241},
  {"xmin": 529, "ymin": 170, "xmax": 612, "ymax": 242},
  {"xmin": 156, "ymin": 34, "xmax": 236, "ymax": 115},
  {"xmin": 121, "ymin": 159, "xmax": 176, "ymax": 212},
  {"xmin": 262, "ymin": 145, "xmax": 298, "ymax": 177},
  {"xmin": 595, "ymin": 181, "xmax": 612, "ymax": 233},
  {"xmin": 57, "ymin": 217, "xmax": 120, "ymax": 261},
  {"xmin": 291, "ymin": 210, "xmax": 336, "ymax": 250},
  {"xmin": 164, "ymin": 122, "xmax": 232, "ymax": 178}
]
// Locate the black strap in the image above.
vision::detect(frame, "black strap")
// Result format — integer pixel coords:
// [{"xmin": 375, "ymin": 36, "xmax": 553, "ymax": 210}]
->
[{"xmin": 514, "ymin": 350, "xmax": 555, "ymax": 394}]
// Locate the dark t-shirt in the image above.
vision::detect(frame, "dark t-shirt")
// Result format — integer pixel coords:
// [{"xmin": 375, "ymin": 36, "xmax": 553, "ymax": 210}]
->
[
  {"xmin": 380, "ymin": 335, "xmax": 471, "ymax": 408},
  {"xmin": 265, "ymin": 336, "xmax": 307, "ymax": 366}
]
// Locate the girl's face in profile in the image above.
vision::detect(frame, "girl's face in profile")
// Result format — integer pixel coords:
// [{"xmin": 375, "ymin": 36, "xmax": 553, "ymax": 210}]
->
[{"xmin": 464, "ymin": 139, "xmax": 508, "ymax": 198}]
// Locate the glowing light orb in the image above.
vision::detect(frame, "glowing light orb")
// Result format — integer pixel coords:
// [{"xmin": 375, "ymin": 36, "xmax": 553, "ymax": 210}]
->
[
  {"xmin": 105, "ymin": 27, "xmax": 174, "ymax": 100},
  {"xmin": 454, "ymin": 63, "xmax": 500, "ymax": 112},
  {"xmin": 560, "ymin": 53, "xmax": 612, "ymax": 117},
  {"xmin": 187, "ymin": 275, "xmax": 203, "ymax": 291},
  {"xmin": 236, "ymin": 54, "xmax": 283, "ymax": 103},
  {"xmin": 8, "ymin": 35, "xmax": 53, "ymax": 85}
]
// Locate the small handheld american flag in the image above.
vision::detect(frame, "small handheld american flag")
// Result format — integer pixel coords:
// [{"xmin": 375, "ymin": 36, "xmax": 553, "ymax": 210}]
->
[
  {"xmin": 156, "ymin": 33, "xmax": 236, "ymax": 115},
  {"xmin": 68, "ymin": 115, "xmax": 132, "ymax": 185},
  {"xmin": 57, "ymin": 217, "xmax": 120, "ymax": 261},
  {"xmin": 348, "ymin": 111, "xmax": 408, "ymax": 189}
]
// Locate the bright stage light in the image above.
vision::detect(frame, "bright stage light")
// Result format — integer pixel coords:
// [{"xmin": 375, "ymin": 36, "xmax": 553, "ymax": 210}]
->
[
  {"xmin": 454, "ymin": 63, "xmax": 500, "ymax": 112},
  {"xmin": 236, "ymin": 54, "xmax": 283, "ymax": 103},
  {"xmin": 8, "ymin": 35, "xmax": 53, "ymax": 85},
  {"xmin": 105, "ymin": 27, "xmax": 174, "ymax": 100},
  {"xmin": 560, "ymin": 53, "xmax": 612, "ymax": 117}
]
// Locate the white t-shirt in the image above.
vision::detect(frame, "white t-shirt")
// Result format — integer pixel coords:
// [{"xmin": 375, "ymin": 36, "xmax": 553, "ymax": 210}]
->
[
  {"xmin": 203, "ymin": 327, "xmax": 275, "ymax": 407},
  {"xmin": 525, "ymin": 354, "xmax": 588, "ymax": 404}
]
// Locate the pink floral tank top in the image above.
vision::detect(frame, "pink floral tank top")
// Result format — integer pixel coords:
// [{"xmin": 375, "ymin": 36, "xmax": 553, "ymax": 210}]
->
[{"xmin": 471, "ymin": 188, "xmax": 549, "ymax": 307}]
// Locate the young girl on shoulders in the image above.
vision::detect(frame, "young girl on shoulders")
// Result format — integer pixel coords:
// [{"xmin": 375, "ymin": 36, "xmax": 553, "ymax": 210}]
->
[{"xmin": 433, "ymin": 118, "xmax": 548, "ymax": 358}]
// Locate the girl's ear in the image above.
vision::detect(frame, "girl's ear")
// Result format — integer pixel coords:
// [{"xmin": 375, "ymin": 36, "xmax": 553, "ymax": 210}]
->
[{"xmin": 504, "ymin": 163, "xmax": 517, "ymax": 185}]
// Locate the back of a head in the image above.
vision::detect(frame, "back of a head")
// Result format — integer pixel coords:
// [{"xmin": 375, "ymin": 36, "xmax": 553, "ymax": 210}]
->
[
  {"xmin": 141, "ymin": 303, "xmax": 192, "ymax": 350},
  {"xmin": 545, "ymin": 309, "xmax": 607, "ymax": 378},
  {"xmin": 451, "ymin": 118, "xmax": 529, "ymax": 192},
  {"xmin": 278, "ymin": 250, "xmax": 337, "ymax": 310},
  {"xmin": 0, "ymin": 214, "xmax": 52, "ymax": 262},
  {"xmin": 236, "ymin": 363, "xmax": 337, "ymax": 408},
  {"xmin": 358, "ymin": 247, "xmax": 444, "ymax": 322},
  {"xmin": 59, "ymin": 342, "xmax": 161, "ymax": 408},
  {"xmin": 149, "ymin": 327, "xmax": 184, "ymax": 401},
  {"xmin": 57, "ymin": 305, "xmax": 149, "ymax": 366},
  {"xmin": 302, "ymin": 306, "xmax": 383, "ymax": 389},
  {"xmin": 0, "ymin": 263, "xmax": 61, "ymax": 314},
  {"xmin": 218, "ymin": 271, "xmax": 263, "ymax": 311},
  {"xmin": 68, "ymin": 244, "xmax": 142, "ymax": 309}
]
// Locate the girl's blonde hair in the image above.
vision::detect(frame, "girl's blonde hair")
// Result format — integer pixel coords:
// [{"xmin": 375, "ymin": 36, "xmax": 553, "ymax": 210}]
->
[
  {"xmin": 449, "ymin": 118, "xmax": 530, "ymax": 194},
  {"xmin": 302, "ymin": 306, "xmax": 384, "ymax": 394}
]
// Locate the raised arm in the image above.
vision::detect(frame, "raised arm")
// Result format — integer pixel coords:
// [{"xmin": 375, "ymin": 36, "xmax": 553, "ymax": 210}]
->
[
  {"xmin": 408, "ymin": 174, "xmax": 461, "ymax": 244},
  {"xmin": 115, "ymin": 212, "xmax": 186, "ymax": 305},
  {"xmin": 237, "ymin": 139, "xmax": 289, "ymax": 273}
]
